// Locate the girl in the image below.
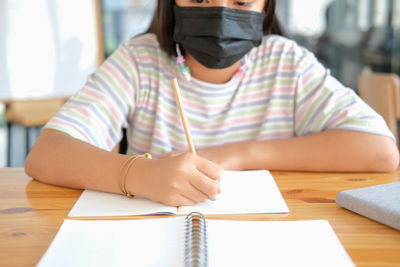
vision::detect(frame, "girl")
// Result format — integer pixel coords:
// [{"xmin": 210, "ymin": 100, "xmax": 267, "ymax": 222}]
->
[{"xmin": 26, "ymin": 0, "xmax": 399, "ymax": 206}]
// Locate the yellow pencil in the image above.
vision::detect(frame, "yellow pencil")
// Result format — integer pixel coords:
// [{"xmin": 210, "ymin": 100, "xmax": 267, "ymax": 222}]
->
[{"xmin": 171, "ymin": 78, "xmax": 196, "ymax": 153}]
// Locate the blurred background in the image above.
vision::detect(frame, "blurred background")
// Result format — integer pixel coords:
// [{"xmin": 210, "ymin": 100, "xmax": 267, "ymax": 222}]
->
[{"xmin": 1, "ymin": 0, "xmax": 399, "ymax": 167}]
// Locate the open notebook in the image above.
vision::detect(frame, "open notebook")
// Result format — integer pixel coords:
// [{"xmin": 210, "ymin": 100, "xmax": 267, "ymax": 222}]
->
[
  {"xmin": 37, "ymin": 216, "xmax": 355, "ymax": 267},
  {"xmin": 68, "ymin": 170, "xmax": 289, "ymax": 217}
]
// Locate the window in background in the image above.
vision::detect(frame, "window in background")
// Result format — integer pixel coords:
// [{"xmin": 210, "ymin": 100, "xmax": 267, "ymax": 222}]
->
[
  {"xmin": 101, "ymin": 0, "xmax": 156, "ymax": 58},
  {"xmin": 0, "ymin": 0, "xmax": 103, "ymax": 167},
  {"xmin": 100, "ymin": 0, "xmax": 399, "ymax": 91},
  {"xmin": 277, "ymin": 0, "xmax": 400, "ymax": 90},
  {"xmin": 0, "ymin": 0, "xmax": 100, "ymax": 100}
]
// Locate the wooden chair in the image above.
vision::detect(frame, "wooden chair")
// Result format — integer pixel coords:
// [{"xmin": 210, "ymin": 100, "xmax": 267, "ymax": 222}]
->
[
  {"xmin": 358, "ymin": 68, "xmax": 400, "ymax": 140},
  {"xmin": 5, "ymin": 98, "xmax": 67, "ymax": 127},
  {"xmin": 4, "ymin": 98, "xmax": 67, "ymax": 165}
]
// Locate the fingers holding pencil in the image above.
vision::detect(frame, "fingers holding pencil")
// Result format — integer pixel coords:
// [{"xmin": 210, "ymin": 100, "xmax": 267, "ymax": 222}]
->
[{"xmin": 170, "ymin": 78, "xmax": 221, "ymax": 202}]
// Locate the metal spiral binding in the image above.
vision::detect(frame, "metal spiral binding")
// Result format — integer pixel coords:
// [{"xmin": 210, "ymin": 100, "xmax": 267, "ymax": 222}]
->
[{"xmin": 185, "ymin": 212, "xmax": 208, "ymax": 267}]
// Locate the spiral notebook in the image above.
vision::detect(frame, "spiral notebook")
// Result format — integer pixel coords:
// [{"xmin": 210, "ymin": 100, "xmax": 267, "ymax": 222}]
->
[
  {"xmin": 68, "ymin": 170, "xmax": 289, "ymax": 217},
  {"xmin": 38, "ymin": 213, "xmax": 355, "ymax": 267}
]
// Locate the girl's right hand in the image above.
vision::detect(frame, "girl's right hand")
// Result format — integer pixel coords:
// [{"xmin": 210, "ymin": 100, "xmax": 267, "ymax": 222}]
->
[{"xmin": 128, "ymin": 152, "xmax": 222, "ymax": 207}]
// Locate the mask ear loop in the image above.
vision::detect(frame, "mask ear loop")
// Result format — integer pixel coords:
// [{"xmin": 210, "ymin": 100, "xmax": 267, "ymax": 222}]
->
[
  {"xmin": 176, "ymin": 43, "xmax": 191, "ymax": 81},
  {"xmin": 237, "ymin": 56, "xmax": 247, "ymax": 78}
]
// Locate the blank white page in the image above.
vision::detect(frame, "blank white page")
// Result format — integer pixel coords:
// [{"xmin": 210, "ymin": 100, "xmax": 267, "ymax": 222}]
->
[
  {"xmin": 207, "ymin": 220, "xmax": 355, "ymax": 267},
  {"xmin": 178, "ymin": 170, "xmax": 289, "ymax": 214},
  {"xmin": 68, "ymin": 190, "xmax": 177, "ymax": 217},
  {"xmin": 37, "ymin": 218, "xmax": 185, "ymax": 267}
]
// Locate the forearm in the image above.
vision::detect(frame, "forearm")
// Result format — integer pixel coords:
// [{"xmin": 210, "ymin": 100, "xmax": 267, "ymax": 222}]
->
[
  {"xmin": 25, "ymin": 129, "xmax": 127, "ymax": 194},
  {"xmin": 25, "ymin": 129, "xmax": 221, "ymax": 206},
  {"xmin": 199, "ymin": 130, "xmax": 399, "ymax": 172}
]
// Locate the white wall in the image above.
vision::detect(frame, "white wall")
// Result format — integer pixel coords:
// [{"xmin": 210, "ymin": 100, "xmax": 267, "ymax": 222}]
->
[{"xmin": 0, "ymin": 0, "xmax": 100, "ymax": 101}]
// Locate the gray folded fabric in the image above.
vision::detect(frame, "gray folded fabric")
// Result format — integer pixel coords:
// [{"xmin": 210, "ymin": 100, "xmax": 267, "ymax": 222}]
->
[{"xmin": 336, "ymin": 182, "xmax": 400, "ymax": 231}]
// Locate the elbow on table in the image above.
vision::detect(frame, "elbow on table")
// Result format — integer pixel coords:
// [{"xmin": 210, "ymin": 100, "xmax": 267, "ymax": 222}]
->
[
  {"xmin": 25, "ymin": 151, "xmax": 38, "ymax": 180},
  {"xmin": 367, "ymin": 142, "xmax": 399, "ymax": 172},
  {"xmin": 24, "ymin": 149, "xmax": 48, "ymax": 184},
  {"xmin": 24, "ymin": 129, "xmax": 66, "ymax": 184}
]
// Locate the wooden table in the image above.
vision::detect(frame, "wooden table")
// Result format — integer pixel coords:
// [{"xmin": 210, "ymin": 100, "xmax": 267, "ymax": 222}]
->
[{"xmin": 0, "ymin": 168, "xmax": 399, "ymax": 267}]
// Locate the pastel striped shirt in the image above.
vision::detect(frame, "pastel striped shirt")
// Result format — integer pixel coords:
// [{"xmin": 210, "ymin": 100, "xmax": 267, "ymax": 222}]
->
[{"xmin": 45, "ymin": 33, "xmax": 393, "ymax": 158}]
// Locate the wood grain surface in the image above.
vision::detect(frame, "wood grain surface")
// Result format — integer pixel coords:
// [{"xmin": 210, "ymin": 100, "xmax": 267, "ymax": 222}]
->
[{"xmin": 0, "ymin": 168, "xmax": 399, "ymax": 267}]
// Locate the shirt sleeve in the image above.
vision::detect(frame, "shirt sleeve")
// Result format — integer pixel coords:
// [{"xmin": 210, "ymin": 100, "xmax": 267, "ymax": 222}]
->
[
  {"xmin": 45, "ymin": 42, "xmax": 139, "ymax": 150},
  {"xmin": 293, "ymin": 47, "xmax": 395, "ymax": 141}
]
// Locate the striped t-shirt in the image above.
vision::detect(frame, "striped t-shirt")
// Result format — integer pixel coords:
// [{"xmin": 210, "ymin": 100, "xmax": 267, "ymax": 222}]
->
[{"xmin": 45, "ymin": 33, "xmax": 393, "ymax": 158}]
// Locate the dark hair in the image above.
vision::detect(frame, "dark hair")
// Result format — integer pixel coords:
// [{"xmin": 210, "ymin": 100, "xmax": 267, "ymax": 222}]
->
[{"xmin": 148, "ymin": 0, "xmax": 285, "ymax": 57}]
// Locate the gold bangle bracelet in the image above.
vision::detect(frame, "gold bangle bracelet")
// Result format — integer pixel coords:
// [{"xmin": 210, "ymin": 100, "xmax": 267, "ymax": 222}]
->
[{"xmin": 118, "ymin": 153, "xmax": 152, "ymax": 198}]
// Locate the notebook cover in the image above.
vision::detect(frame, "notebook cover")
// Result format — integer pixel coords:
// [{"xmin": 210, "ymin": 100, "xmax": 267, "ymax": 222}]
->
[{"xmin": 336, "ymin": 182, "xmax": 400, "ymax": 231}]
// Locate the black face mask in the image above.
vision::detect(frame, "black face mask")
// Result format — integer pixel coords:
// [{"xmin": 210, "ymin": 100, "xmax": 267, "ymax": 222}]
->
[{"xmin": 173, "ymin": 6, "xmax": 265, "ymax": 69}]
